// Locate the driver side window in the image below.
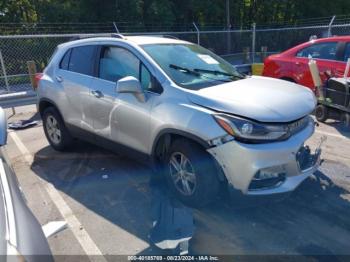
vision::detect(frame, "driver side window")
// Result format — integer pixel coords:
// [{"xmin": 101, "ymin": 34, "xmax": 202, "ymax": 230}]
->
[
  {"xmin": 99, "ymin": 46, "xmax": 139, "ymax": 82},
  {"xmin": 98, "ymin": 46, "xmax": 162, "ymax": 93}
]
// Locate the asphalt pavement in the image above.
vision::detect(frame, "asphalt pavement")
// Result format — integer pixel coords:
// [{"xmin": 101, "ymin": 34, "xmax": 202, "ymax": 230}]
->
[{"xmin": 4, "ymin": 105, "xmax": 350, "ymax": 261}]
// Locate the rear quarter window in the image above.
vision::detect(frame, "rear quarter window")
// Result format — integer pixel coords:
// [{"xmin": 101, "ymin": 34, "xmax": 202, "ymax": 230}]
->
[{"xmin": 59, "ymin": 49, "xmax": 71, "ymax": 70}]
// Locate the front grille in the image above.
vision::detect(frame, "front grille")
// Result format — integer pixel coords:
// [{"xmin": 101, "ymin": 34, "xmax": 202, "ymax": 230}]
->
[{"xmin": 285, "ymin": 116, "xmax": 310, "ymax": 137}]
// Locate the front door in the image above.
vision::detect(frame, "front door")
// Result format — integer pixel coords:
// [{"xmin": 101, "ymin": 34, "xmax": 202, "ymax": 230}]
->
[
  {"xmin": 89, "ymin": 45, "xmax": 162, "ymax": 155},
  {"xmin": 293, "ymin": 41, "xmax": 340, "ymax": 88}
]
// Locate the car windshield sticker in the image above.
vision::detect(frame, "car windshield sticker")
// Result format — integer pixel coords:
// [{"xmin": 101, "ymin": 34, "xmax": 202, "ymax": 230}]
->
[{"xmin": 197, "ymin": 54, "xmax": 219, "ymax": 64}]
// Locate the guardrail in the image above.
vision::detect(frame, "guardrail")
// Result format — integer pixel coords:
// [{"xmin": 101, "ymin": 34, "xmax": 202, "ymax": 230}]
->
[{"xmin": 0, "ymin": 90, "xmax": 37, "ymax": 108}]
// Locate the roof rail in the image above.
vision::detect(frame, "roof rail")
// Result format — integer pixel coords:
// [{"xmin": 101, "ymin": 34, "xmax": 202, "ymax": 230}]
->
[
  {"xmin": 111, "ymin": 33, "xmax": 126, "ymax": 39},
  {"xmin": 161, "ymin": 35, "xmax": 179, "ymax": 40}
]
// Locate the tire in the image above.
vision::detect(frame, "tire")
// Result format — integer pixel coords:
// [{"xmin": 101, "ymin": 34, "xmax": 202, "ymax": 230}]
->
[
  {"xmin": 341, "ymin": 113, "xmax": 350, "ymax": 128},
  {"xmin": 165, "ymin": 138, "xmax": 220, "ymax": 207},
  {"xmin": 315, "ymin": 104, "xmax": 328, "ymax": 122},
  {"xmin": 42, "ymin": 107, "xmax": 73, "ymax": 151}
]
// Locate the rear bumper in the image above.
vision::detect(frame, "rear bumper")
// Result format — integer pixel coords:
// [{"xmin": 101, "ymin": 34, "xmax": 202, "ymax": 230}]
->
[{"xmin": 207, "ymin": 119, "xmax": 321, "ymax": 195}]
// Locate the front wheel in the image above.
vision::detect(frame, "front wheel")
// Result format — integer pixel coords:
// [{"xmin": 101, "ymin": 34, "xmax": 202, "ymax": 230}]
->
[
  {"xmin": 165, "ymin": 139, "xmax": 220, "ymax": 207},
  {"xmin": 42, "ymin": 107, "xmax": 73, "ymax": 151}
]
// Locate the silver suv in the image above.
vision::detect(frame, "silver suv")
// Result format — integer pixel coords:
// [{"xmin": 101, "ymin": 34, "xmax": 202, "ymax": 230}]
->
[{"xmin": 37, "ymin": 35, "xmax": 321, "ymax": 206}]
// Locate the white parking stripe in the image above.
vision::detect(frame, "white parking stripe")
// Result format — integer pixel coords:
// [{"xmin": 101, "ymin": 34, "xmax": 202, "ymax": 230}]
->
[
  {"xmin": 9, "ymin": 131, "xmax": 107, "ymax": 262},
  {"xmin": 315, "ymin": 130, "xmax": 350, "ymax": 140}
]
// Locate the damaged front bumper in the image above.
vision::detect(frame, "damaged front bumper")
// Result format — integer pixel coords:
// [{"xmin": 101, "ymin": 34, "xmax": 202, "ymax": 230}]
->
[{"xmin": 207, "ymin": 120, "xmax": 324, "ymax": 195}]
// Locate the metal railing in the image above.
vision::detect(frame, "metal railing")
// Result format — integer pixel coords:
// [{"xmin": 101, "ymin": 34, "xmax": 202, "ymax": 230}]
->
[{"xmin": 1, "ymin": 16, "xmax": 350, "ymax": 107}]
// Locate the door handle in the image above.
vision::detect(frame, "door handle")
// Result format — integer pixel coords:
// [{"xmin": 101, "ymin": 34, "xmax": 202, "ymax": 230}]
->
[
  {"xmin": 56, "ymin": 76, "xmax": 63, "ymax": 82},
  {"xmin": 91, "ymin": 90, "xmax": 103, "ymax": 98}
]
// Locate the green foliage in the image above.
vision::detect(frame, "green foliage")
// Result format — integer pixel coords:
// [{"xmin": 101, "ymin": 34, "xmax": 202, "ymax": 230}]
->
[{"xmin": 0, "ymin": 0, "xmax": 350, "ymax": 28}]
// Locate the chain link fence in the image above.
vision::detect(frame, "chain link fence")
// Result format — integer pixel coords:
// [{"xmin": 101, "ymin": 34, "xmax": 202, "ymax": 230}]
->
[{"xmin": 1, "ymin": 17, "xmax": 350, "ymax": 99}]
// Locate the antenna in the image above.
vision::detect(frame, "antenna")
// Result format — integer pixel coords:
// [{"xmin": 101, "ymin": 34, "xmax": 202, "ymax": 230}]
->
[{"xmin": 111, "ymin": 33, "xmax": 126, "ymax": 39}]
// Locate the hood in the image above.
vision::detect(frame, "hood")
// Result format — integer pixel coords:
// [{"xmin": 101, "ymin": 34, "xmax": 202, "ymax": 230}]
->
[{"xmin": 188, "ymin": 76, "xmax": 316, "ymax": 123}]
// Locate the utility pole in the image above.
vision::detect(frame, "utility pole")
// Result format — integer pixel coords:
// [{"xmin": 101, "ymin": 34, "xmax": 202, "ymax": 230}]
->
[{"xmin": 226, "ymin": 0, "xmax": 231, "ymax": 54}]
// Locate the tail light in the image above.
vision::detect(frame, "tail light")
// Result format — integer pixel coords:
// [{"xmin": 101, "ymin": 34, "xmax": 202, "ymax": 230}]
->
[{"xmin": 34, "ymin": 73, "xmax": 43, "ymax": 89}]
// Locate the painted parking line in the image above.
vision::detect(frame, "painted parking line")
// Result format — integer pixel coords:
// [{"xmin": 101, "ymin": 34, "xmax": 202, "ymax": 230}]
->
[
  {"xmin": 9, "ymin": 131, "xmax": 107, "ymax": 262},
  {"xmin": 315, "ymin": 130, "xmax": 350, "ymax": 140}
]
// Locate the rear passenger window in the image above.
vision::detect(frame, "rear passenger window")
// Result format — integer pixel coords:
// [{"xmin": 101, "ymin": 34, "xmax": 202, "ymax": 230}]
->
[
  {"xmin": 60, "ymin": 49, "xmax": 71, "ymax": 70},
  {"xmin": 68, "ymin": 46, "xmax": 96, "ymax": 76}
]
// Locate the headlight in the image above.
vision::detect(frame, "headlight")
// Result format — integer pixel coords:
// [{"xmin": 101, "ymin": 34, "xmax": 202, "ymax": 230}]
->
[{"xmin": 213, "ymin": 114, "xmax": 288, "ymax": 143}]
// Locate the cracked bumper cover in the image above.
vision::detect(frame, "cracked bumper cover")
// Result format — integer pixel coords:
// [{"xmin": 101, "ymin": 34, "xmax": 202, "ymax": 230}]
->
[{"xmin": 207, "ymin": 120, "xmax": 321, "ymax": 195}]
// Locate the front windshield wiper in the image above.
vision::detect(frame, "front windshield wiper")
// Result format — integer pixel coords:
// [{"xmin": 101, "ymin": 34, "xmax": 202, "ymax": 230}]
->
[
  {"xmin": 169, "ymin": 64, "xmax": 200, "ymax": 76},
  {"xmin": 169, "ymin": 64, "xmax": 232, "ymax": 82},
  {"xmin": 193, "ymin": 68, "xmax": 245, "ymax": 79}
]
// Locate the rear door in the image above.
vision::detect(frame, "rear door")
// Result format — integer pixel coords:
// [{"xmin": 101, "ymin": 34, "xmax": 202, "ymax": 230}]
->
[
  {"xmin": 294, "ymin": 41, "xmax": 342, "ymax": 88},
  {"xmin": 56, "ymin": 45, "xmax": 97, "ymax": 134}
]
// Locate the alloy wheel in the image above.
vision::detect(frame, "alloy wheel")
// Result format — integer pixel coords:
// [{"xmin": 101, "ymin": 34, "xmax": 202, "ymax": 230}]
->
[
  {"xmin": 169, "ymin": 152, "xmax": 197, "ymax": 196},
  {"xmin": 46, "ymin": 115, "xmax": 61, "ymax": 144}
]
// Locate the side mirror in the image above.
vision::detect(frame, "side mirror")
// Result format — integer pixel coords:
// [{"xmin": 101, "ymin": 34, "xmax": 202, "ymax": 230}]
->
[
  {"xmin": 116, "ymin": 76, "xmax": 145, "ymax": 102},
  {"xmin": 0, "ymin": 108, "xmax": 7, "ymax": 146}
]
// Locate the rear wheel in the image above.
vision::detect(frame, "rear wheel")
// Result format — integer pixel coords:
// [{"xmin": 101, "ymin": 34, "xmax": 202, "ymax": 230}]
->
[
  {"xmin": 42, "ymin": 107, "xmax": 73, "ymax": 151},
  {"xmin": 165, "ymin": 139, "xmax": 220, "ymax": 207},
  {"xmin": 315, "ymin": 104, "xmax": 328, "ymax": 122}
]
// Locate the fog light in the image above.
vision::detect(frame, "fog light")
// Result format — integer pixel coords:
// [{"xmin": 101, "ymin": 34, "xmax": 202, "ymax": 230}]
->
[
  {"xmin": 249, "ymin": 165, "xmax": 286, "ymax": 190},
  {"xmin": 256, "ymin": 165, "xmax": 286, "ymax": 178},
  {"xmin": 255, "ymin": 170, "xmax": 280, "ymax": 180}
]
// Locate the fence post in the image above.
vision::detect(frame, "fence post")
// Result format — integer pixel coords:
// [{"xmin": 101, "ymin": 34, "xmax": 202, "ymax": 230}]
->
[
  {"xmin": 192, "ymin": 22, "xmax": 200, "ymax": 45},
  {"xmin": 0, "ymin": 50, "xmax": 10, "ymax": 92},
  {"xmin": 260, "ymin": 46, "xmax": 268, "ymax": 62},
  {"xmin": 243, "ymin": 47, "xmax": 250, "ymax": 64},
  {"xmin": 113, "ymin": 22, "xmax": 120, "ymax": 33},
  {"xmin": 327, "ymin": 15, "xmax": 336, "ymax": 37},
  {"xmin": 0, "ymin": 49, "xmax": 15, "ymax": 114},
  {"xmin": 252, "ymin": 23, "xmax": 256, "ymax": 64},
  {"xmin": 27, "ymin": 61, "xmax": 37, "ymax": 90},
  {"xmin": 226, "ymin": 0, "xmax": 231, "ymax": 54}
]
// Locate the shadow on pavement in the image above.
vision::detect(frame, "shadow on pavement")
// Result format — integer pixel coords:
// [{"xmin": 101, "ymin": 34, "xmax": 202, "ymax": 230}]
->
[
  {"xmin": 30, "ymin": 142, "xmax": 350, "ymax": 256},
  {"xmin": 324, "ymin": 120, "xmax": 350, "ymax": 138}
]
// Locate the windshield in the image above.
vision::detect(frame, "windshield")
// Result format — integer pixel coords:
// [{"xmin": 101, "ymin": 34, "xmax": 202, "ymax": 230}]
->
[{"xmin": 142, "ymin": 43, "xmax": 244, "ymax": 90}]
